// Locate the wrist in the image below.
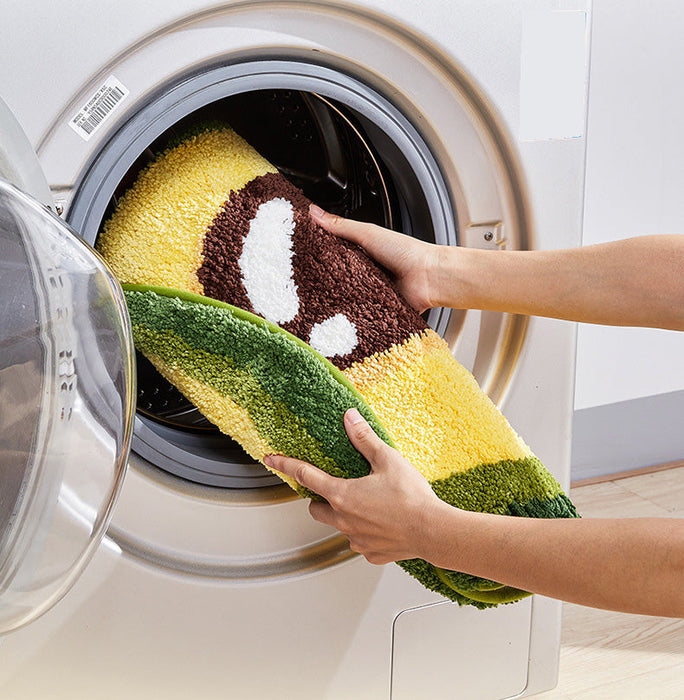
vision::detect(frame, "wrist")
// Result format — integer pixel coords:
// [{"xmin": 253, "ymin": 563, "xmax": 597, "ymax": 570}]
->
[
  {"xmin": 413, "ymin": 497, "xmax": 465, "ymax": 566},
  {"xmin": 429, "ymin": 245, "xmax": 480, "ymax": 310}
]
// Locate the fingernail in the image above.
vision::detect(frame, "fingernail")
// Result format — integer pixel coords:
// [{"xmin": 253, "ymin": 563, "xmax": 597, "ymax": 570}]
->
[
  {"xmin": 263, "ymin": 455, "xmax": 274, "ymax": 467},
  {"xmin": 345, "ymin": 408, "xmax": 364, "ymax": 425},
  {"xmin": 309, "ymin": 203, "xmax": 325, "ymax": 220}
]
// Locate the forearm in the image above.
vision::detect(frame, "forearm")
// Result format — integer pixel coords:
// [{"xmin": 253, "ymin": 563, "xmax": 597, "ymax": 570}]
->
[
  {"xmin": 419, "ymin": 503, "xmax": 684, "ymax": 617},
  {"xmin": 433, "ymin": 235, "xmax": 684, "ymax": 330}
]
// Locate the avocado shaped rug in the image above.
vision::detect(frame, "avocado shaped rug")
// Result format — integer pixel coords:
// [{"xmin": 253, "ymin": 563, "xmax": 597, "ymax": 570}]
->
[{"xmin": 97, "ymin": 125, "xmax": 579, "ymax": 608}]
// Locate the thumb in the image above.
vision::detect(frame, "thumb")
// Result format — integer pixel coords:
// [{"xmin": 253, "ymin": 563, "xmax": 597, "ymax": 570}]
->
[{"xmin": 344, "ymin": 408, "xmax": 390, "ymax": 469}]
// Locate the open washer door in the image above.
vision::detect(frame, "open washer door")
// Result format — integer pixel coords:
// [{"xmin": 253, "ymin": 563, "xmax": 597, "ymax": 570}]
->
[
  {"xmin": 0, "ymin": 99, "xmax": 135, "ymax": 633},
  {"xmin": 0, "ymin": 97, "xmax": 53, "ymax": 208}
]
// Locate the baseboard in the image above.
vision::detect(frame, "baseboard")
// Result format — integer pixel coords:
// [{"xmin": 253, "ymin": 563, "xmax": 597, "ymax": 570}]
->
[
  {"xmin": 571, "ymin": 390, "xmax": 684, "ymax": 482},
  {"xmin": 571, "ymin": 458, "xmax": 684, "ymax": 488}
]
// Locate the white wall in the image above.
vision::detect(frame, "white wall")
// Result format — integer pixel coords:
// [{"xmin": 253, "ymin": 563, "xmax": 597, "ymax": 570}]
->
[{"xmin": 575, "ymin": 0, "xmax": 684, "ymax": 411}]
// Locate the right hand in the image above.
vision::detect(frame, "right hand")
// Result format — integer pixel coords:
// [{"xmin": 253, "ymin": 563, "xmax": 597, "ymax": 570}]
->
[
  {"xmin": 265, "ymin": 408, "xmax": 443, "ymax": 565},
  {"xmin": 309, "ymin": 204, "xmax": 440, "ymax": 313}
]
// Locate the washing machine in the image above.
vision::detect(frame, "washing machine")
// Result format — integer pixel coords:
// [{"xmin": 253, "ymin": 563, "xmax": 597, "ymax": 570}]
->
[{"xmin": 0, "ymin": 1, "xmax": 590, "ymax": 698}]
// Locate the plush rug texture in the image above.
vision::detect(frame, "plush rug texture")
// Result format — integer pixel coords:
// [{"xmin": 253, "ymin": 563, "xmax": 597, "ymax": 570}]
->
[{"xmin": 98, "ymin": 126, "xmax": 579, "ymax": 607}]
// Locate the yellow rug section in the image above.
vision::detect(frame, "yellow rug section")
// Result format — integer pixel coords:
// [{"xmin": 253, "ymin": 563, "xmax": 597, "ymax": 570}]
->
[
  {"xmin": 343, "ymin": 330, "xmax": 530, "ymax": 482},
  {"xmin": 97, "ymin": 128, "xmax": 277, "ymax": 294}
]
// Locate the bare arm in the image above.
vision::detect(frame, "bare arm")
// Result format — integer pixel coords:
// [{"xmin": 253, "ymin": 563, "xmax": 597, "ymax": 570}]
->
[
  {"xmin": 292, "ymin": 208, "xmax": 684, "ymax": 616},
  {"xmin": 435, "ymin": 236, "xmax": 684, "ymax": 330},
  {"xmin": 266, "ymin": 410, "xmax": 684, "ymax": 618},
  {"xmin": 426, "ymin": 503, "xmax": 684, "ymax": 617},
  {"xmin": 309, "ymin": 206, "xmax": 684, "ymax": 330}
]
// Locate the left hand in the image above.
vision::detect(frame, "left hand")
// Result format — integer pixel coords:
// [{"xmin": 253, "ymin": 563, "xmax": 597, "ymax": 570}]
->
[{"xmin": 264, "ymin": 408, "xmax": 440, "ymax": 565}]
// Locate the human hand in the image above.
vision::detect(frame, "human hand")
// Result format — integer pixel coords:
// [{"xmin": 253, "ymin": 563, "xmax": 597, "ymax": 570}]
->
[
  {"xmin": 264, "ymin": 408, "xmax": 441, "ymax": 565},
  {"xmin": 309, "ymin": 204, "xmax": 440, "ymax": 314}
]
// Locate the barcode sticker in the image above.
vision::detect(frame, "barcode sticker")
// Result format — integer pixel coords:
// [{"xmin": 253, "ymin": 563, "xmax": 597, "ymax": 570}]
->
[{"xmin": 68, "ymin": 75, "xmax": 129, "ymax": 141}]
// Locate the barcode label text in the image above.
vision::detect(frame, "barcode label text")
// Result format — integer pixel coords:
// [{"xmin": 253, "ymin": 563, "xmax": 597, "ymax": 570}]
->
[{"xmin": 68, "ymin": 76, "xmax": 129, "ymax": 142}]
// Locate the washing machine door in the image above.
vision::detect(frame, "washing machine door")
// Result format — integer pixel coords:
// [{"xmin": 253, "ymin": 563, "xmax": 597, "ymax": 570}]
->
[
  {"xmin": 0, "ymin": 96, "xmax": 53, "ymax": 208},
  {"xmin": 0, "ymin": 100, "xmax": 135, "ymax": 633}
]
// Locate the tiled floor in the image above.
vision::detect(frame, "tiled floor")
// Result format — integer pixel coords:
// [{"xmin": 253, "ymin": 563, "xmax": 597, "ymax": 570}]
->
[{"xmin": 534, "ymin": 466, "xmax": 684, "ymax": 699}]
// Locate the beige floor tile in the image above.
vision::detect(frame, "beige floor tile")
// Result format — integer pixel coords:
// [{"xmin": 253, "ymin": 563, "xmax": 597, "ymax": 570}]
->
[
  {"xmin": 556, "ymin": 640, "xmax": 684, "ymax": 696},
  {"xmin": 532, "ymin": 469, "xmax": 684, "ymax": 699},
  {"xmin": 560, "ymin": 603, "xmax": 684, "ymax": 653},
  {"xmin": 571, "ymin": 663, "xmax": 684, "ymax": 700},
  {"xmin": 554, "ymin": 604, "xmax": 684, "ymax": 695},
  {"xmin": 569, "ymin": 480, "xmax": 671, "ymax": 519},
  {"xmin": 617, "ymin": 467, "xmax": 684, "ymax": 514},
  {"xmin": 530, "ymin": 688, "xmax": 575, "ymax": 699}
]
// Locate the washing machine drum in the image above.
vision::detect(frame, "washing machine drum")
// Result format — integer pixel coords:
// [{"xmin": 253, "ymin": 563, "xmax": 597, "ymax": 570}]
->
[{"xmin": 0, "ymin": 179, "xmax": 135, "ymax": 633}]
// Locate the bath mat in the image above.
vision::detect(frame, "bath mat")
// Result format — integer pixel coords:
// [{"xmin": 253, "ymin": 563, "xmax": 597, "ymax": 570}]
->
[{"xmin": 97, "ymin": 126, "xmax": 579, "ymax": 607}]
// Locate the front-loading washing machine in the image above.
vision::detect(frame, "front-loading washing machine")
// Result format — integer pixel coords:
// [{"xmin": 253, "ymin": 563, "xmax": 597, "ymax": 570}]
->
[{"xmin": 0, "ymin": 1, "xmax": 590, "ymax": 698}]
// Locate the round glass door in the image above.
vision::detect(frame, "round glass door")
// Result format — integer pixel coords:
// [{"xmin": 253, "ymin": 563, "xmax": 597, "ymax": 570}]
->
[{"xmin": 0, "ymin": 180, "xmax": 135, "ymax": 633}]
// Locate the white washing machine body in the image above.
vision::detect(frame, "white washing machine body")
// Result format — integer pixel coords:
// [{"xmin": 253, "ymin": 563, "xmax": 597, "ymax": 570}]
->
[{"xmin": 0, "ymin": 2, "xmax": 590, "ymax": 698}]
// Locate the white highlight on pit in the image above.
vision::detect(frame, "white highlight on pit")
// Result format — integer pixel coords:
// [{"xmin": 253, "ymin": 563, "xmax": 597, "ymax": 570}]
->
[
  {"xmin": 239, "ymin": 198, "xmax": 299, "ymax": 324},
  {"xmin": 309, "ymin": 314, "xmax": 358, "ymax": 358}
]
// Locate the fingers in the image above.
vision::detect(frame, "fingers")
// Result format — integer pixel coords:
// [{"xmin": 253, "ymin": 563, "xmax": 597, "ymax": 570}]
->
[
  {"xmin": 309, "ymin": 500, "xmax": 336, "ymax": 526},
  {"xmin": 308, "ymin": 203, "xmax": 377, "ymax": 245},
  {"xmin": 309, "ymin": 204, "xmax": 390, "ymax": 254},
  {"xmin": 311, "ymin": 199, "xmax": 438, "ymax": 298},
  {"xmin": 310, "ymin": 502, "xmax": 392, "ymax": 565},
  {"xmin": 264, "ymin": 409, "xmax": 392, "ymax": 497},
  {"xmin": 264, "ymin": 454, "xmax": 339, "ymax": 500},
  {"xmin": 343, "ymin": 409, "xmax": 391, "ymax": 469}
]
